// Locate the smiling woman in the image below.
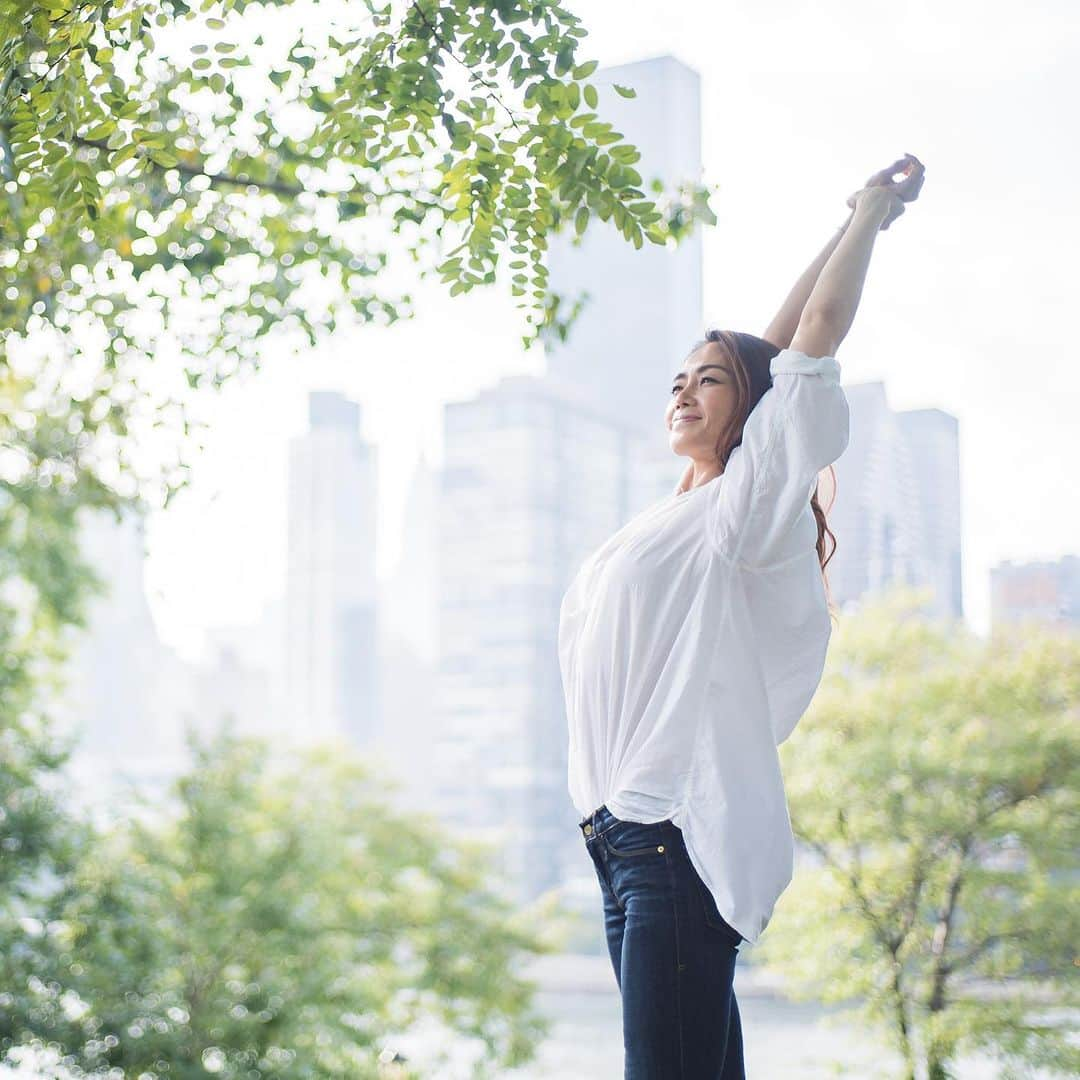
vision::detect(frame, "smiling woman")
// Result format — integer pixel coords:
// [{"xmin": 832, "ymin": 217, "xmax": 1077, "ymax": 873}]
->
[
  {"xmin": 669, "ymin": 328, "xmax": 842, "ymax": 592},
  {"xmin": 560, "ymin": 155, "xmax": 925, "ymax": 1079}
]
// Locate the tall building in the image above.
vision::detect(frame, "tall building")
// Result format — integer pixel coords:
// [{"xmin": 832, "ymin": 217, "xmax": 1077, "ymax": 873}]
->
[
  {"xmin": 375, "ymin": 453, "xmax": 440, "ymax": 809},
  {"xmin": 434, "ymin": 373, "xmax": 658, "ymax": 899},
  {"xmin": 285, "ymin": 391, "xmax": 379, "ymax": 748},
  {"xmin": 990, "ymin": 554, "xmax": 1080, "ymax": 630},
  {"xmin": 545, "ymin": 54, "xmax": 705, "ymax": 456},
  {"xmin": 54, "ymin": 506, "xmax": 180, "ymax": 800},
  {"xmin": 896, "ymin": 408, "xmax": 963, "ymax": 621},
  {"xmin": 827, "ymin": 381, "xmax": 964, "ymax": 621},
  {"xmin": 382, "ymin": 451, "xmax": 439, "ymax": 664}
]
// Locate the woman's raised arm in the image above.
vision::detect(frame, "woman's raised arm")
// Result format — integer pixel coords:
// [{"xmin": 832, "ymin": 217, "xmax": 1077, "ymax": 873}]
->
[
  {"xmin": 761, "ymin": 210, "xmax": 854, "ymax": 350},
  {"xmin": 768, "ymin": 154, "xmax": 924, "ymax": 355},
  {"xmin": 791, "ymin": 154, "xmax": 925, "ymax": 358},
  {"xmin": 790, "ymin": 186, "xmax": 900, "ymax": 358}
]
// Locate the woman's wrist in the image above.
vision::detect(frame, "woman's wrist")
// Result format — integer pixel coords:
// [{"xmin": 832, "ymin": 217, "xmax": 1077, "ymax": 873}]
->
[{"xmin": 850, "ymin": 188, "xmax": 895, "ymax": 227}]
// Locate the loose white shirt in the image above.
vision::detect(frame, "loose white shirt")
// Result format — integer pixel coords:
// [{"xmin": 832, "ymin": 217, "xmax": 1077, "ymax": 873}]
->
[{"xmin": 558, "ymin": 347, "xmax": 850, "ymax": 944}]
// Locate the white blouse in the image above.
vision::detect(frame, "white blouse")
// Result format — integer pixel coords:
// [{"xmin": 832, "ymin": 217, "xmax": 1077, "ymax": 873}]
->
[{"xmin": 558, "ymin": 347, "xmax": 850, "ymax": 944}]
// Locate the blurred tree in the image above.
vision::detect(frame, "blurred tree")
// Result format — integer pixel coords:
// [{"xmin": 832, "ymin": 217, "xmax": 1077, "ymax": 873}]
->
[
  {"xmin": 0, "ymin": 474, "xmax": 107, "ymax": 1072},
  {"xmin": 757, "ymin": 587, "xmax": 1080, "ymax": 1080},
  {"xmin": 8, "ymin": 729, "xmax": 558, "ymax": 1079}
]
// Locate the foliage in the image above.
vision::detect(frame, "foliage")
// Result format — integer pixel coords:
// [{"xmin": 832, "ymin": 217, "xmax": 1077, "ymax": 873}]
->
[
  {"xmin": 0, "ymin": 0, "xmax": 715, "ymax": 514},
  {"xmin": 3, "ymin": 729, "xmax": 557, "ymax": 1079},
  {"xmin": 0, "ymin": 460, "xmax": 107, "ymax": 1071},
  {"xmin": 757, "ymin": 587, "xmax": 1080, "ymax": 1080}
]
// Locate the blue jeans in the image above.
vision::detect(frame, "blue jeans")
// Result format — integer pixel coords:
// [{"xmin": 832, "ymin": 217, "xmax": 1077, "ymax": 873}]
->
[{"xmin": 579, "ymin": 804, "xmax": 746, "ymax": 1079}]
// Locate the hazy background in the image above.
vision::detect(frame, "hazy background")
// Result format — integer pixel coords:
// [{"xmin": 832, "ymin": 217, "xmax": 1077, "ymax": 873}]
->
[{"xmin": 141, "ymin": 0, "xmax": 1078, "ymax": 660}]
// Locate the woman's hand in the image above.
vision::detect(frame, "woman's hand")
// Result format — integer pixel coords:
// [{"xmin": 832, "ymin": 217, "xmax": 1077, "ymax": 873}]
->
[{"xmin": 846, "ymin": 153, "xmax": 925, "ymax": 231}]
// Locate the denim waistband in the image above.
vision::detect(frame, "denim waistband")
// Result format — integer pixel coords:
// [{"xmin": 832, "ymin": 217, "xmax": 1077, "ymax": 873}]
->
[{"xmin": 578, "ymin": 803, "xmax": 617, "ymax": 835}]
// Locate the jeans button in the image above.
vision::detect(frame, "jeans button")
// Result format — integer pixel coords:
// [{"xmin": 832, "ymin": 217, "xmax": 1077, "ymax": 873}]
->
[{"xmin": 583, "ymin": 823, "xmax": 593, "ymax": 836}]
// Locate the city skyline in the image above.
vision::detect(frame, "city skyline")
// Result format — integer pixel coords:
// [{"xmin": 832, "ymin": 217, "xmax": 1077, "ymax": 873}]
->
[
  {"xmin": 142, "ymin": 2, "xmax": 1078, "ymax": 658},
  {"xmin": 61, "ymin": 51, "xmax": 1052, "ymax": 918}
]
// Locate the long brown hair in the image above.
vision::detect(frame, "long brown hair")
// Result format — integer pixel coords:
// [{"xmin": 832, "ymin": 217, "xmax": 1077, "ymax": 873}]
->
[{"xmin": 687, "ymin": 329, "xmax": 839, "ymax": 617}]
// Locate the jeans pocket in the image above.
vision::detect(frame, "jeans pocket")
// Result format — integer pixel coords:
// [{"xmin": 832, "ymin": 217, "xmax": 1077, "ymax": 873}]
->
[
  {"xmin": 693, "ymin": 874, "xmax": 743, "ymax": 947},
  {"xmin": 600, "ymin": 818, "xmax": 670, "ymax": 857}
]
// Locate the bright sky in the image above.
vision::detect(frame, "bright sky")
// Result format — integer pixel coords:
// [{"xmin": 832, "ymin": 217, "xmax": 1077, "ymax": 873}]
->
[{"xmin": 143, "ymin": 0, "xmax": 1078, "ymax": 659}]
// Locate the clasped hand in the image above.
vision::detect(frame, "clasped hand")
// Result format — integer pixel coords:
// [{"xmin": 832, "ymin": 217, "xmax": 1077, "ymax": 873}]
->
[{"xmin": 846, "ymin": 153, "xmax": 926, "ymax": 230}]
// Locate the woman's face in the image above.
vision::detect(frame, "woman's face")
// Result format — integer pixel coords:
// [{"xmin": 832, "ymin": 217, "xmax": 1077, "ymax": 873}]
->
[{"xmin": 666, "ymin": 341, "xmax": 739, "ymax": 456}]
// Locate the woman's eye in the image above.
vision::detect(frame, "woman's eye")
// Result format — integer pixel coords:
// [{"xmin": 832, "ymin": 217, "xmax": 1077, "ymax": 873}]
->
[{"xmin": 671, "ymin": 377, "xmax": 717, "ymax": 395}]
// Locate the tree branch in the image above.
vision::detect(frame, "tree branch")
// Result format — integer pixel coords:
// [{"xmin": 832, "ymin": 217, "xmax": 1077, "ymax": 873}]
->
[
  {"xmin": 940, "ymin": 928, "xmax": 1034, "ymax": 978},
  {"xmin": 71, "ymin": 134, "xmax": 381, "ymax": 207},
  {"xmin": 925, "ymin": 836, "xmax": 972, "ymax": 1012},
  {"xmin": 408, "ymin": 0, "xmax": 527, "ymax": 133}
]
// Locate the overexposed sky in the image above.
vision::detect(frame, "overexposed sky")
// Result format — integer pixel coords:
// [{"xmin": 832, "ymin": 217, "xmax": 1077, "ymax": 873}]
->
[{"xmin": 143, "ymin": 0, "xmax": 1078, "ymax": 658}]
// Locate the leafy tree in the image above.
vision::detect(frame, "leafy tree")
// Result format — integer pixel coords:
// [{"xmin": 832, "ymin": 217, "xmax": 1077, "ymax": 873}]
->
[
  {"xmin": 757, "ymin": 588, "xmax": 1080, "ymax": 1080},
  {"xmin": 1, "ymin": 0, "xmax": 715, "ymax": 512},
  {"xmin": 8, "ymin": 729, "xmax": 558, "ymax": 1079},
  {"xmin": 0, "ymin": 475, "xmax": 110, "ymax": 1070}
]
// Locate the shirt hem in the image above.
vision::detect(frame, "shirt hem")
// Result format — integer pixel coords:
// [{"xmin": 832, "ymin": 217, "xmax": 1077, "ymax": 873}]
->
[{"xmin": 669, "ymin": 803, "xmax": 757, "ymax": 945}]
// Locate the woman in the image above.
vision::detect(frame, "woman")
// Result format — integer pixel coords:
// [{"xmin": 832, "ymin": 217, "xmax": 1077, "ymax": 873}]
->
[{"xmin": 557, "ymin": 154, "xmax": 926, "ymax": 1078}]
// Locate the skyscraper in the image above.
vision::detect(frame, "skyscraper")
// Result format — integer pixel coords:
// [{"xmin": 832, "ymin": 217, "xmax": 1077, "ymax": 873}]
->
[
  {"xmin": 376, "ymin": 453, "xmax": 440, "ymax": 810},
  {"xmin": 285, "ymin": 391, "xmax": 379, "ymax": 748},
  {"xmin": 53, "ymin": 505, "xmax": 182, "ymax": 804},
  {"xmin": 545, "ymin": 54, "xmax": 705, "ymax": 457},
  {"xmin": 896, "ymin": 407, "xmax": 963, "ymax": 620},
  {"xmin": 827, "ymin": 381, "xmax": 963, "ymax": 620},
  {"xmin": 434, "ymin": 373, "xmax": 654, "ymax": 899}
]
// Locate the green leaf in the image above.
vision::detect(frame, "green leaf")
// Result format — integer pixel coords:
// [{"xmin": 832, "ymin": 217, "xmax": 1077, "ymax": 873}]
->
[
  {"xmin": 84, "ymin": 120, "xmax": 117, "ymax": 141},
  {"xmin": 109, "ymin": 143, "xmax": 139, "ymax": 167}
]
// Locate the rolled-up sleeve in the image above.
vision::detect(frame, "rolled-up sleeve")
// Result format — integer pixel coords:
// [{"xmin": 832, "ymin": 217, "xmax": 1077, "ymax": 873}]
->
[{"xmin": 706, "ymin": 348, "xmax": 850, "ymax": 570}]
